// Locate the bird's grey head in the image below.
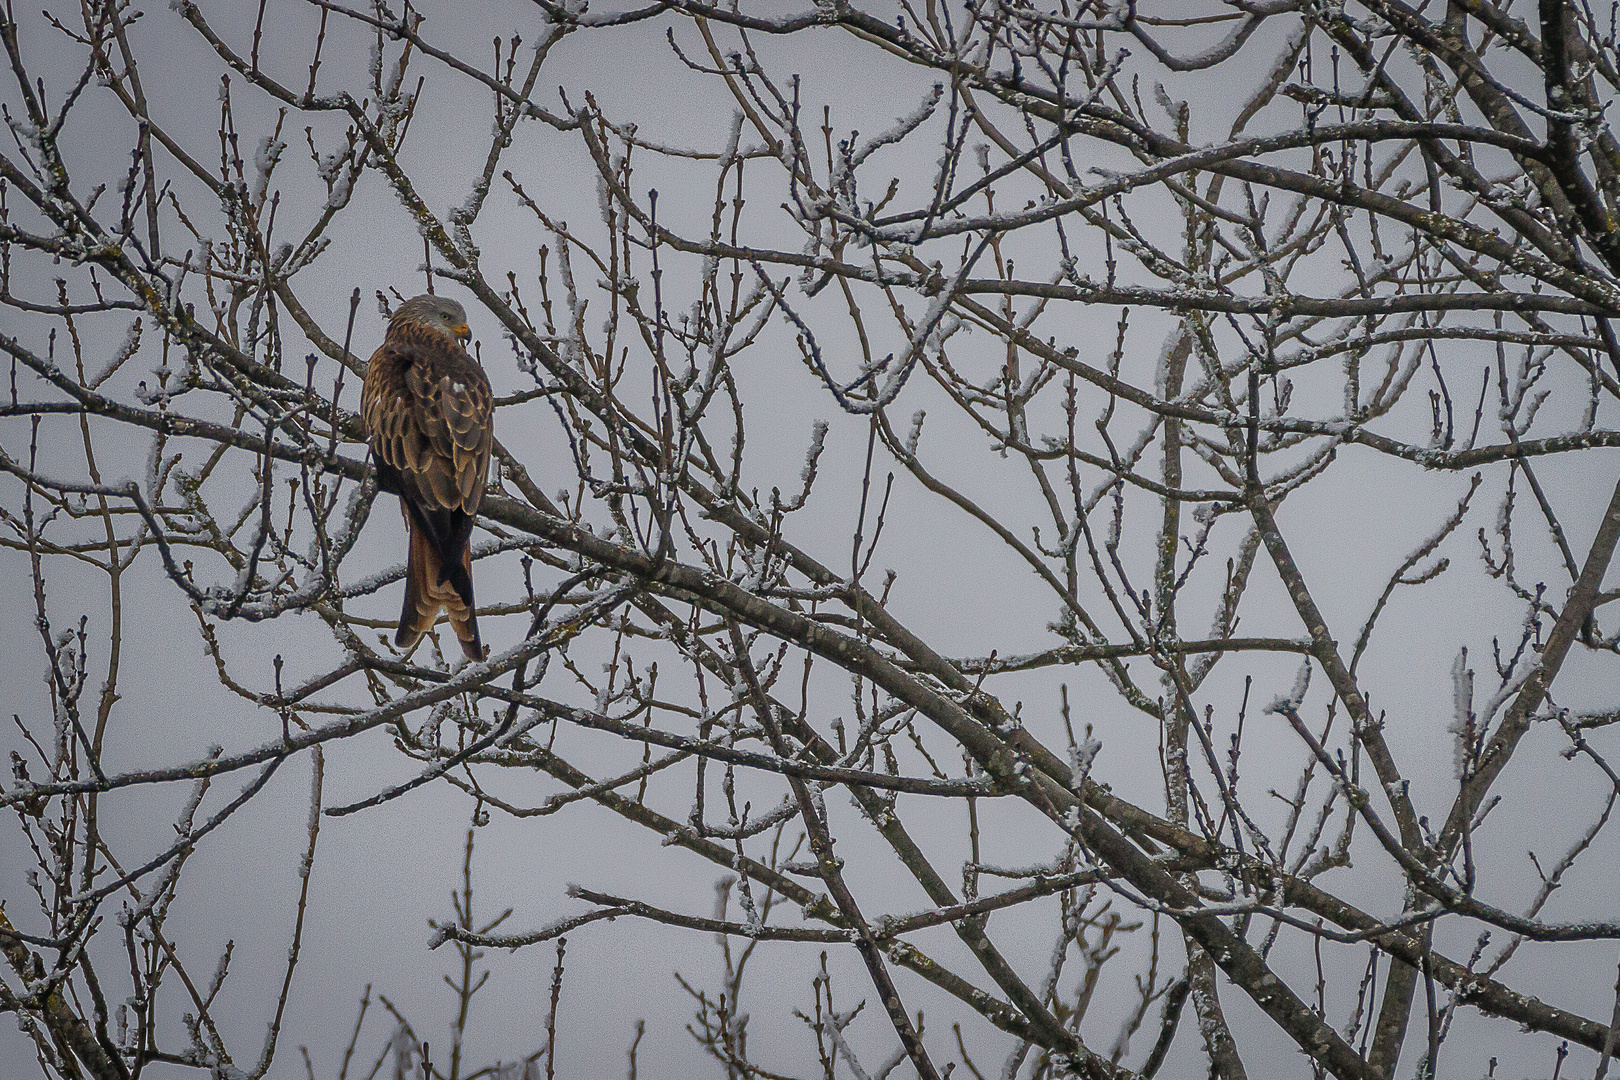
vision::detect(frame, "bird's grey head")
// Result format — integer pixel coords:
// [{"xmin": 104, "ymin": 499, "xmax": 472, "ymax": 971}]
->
[{"xmin": 392, "ymin": 294, "xmax": 471, "ymax": 345}]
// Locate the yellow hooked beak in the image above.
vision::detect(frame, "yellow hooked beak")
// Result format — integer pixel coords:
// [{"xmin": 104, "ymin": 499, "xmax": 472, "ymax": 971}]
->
[{"xmin": 452, "ymin": 322, "xmax": 471, "ymax": 345}]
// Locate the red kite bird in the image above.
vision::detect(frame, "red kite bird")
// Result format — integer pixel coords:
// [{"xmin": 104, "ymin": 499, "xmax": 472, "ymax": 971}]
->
[{"xmin": 361, "ymin": 295, "xmax": 493, "ymax": 660}]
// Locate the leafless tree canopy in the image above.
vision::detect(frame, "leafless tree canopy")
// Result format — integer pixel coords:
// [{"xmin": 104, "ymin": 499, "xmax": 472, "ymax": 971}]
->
[{"xmin": 4, "ymin": 1, "xmax": 1620, "ymax": 1077}]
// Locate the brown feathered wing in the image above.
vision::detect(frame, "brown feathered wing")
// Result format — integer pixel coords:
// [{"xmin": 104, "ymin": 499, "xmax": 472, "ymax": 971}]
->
[{"xmin": 361, "ymin": 322, "xmax": 493, "ymax": 659}]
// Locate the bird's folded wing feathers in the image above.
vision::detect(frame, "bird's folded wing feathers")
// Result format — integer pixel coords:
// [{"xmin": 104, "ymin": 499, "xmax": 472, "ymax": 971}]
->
[
  {"xmin": 365, "ymin": 337, "xmax": 492, "ymax": 514},
  {"xmin": 405, "ymin": 360, "xmax": 492, "ymax": 511}
]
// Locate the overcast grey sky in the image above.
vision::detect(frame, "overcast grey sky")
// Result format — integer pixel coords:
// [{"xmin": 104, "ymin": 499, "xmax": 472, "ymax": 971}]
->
[{"xmin": 3, "ymin": 2, "xmax": 1617, "ymax": 1078}]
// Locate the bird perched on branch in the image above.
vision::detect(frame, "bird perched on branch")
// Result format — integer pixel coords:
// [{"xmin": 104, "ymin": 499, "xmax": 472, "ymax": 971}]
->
[{"xmin": 361, "ymin": 294, "xmax": 493, "ymax": 660}]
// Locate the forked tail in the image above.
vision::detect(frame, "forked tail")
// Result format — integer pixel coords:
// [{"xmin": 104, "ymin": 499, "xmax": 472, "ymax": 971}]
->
[{"xmin": 397, "ymin": 515, "xmax": 483, "ymax": 660}]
